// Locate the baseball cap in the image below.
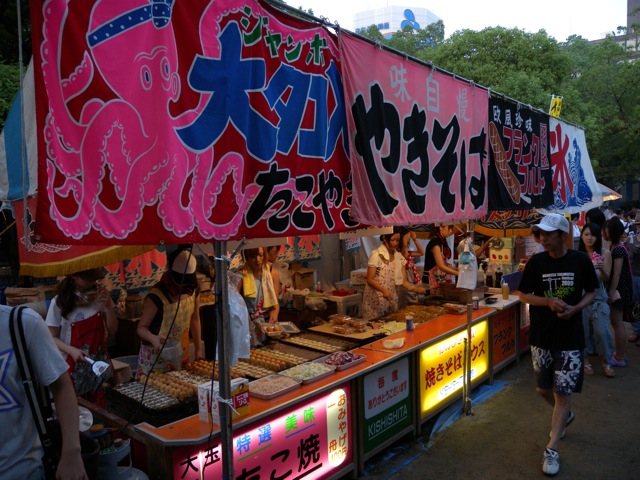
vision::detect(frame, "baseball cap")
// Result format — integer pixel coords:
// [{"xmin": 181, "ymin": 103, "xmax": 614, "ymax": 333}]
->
[{"xmin": 531, "ymin": 214, "xmax": 570, "ymax": 234}]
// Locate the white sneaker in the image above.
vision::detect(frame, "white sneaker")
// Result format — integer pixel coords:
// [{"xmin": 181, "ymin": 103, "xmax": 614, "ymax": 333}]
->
[{"xmin": 542, "ymin": 448, "xmax": 560, "ymax": 476}]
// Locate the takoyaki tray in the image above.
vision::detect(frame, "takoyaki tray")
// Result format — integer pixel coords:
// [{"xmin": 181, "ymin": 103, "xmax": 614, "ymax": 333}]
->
[
  {"xmin": 106, "ymin": 382, "xmax": 197, "ymax": 427},
  {"xmin": 268, "ymin": 343, "xmax": 325, "ymax": 361},
  {"xmin": 280, "ymin": 332, "xmax": 357, "ymax": 354}
]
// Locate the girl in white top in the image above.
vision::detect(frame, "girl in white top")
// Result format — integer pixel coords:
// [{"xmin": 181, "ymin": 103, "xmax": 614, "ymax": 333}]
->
[{"xmin": 362, "ymin": 232, "xmax": 426, "ymax": 321}]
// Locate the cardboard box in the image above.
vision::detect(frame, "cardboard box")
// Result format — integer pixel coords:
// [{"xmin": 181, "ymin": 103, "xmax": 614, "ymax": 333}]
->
[
  {"xmin": 350, "ymin": 268, "xmax": 367, "ymax": 286},
  {"xmin": 489, "ymin": 247, "xmax": 516, "ymax": 264},
  {"xmin": 111, "ymin": 358, "xmax": 132, "ymax": 385},
  {"xmin": 198, "ymin": 378, "xmax": 250, "ymax": 424},
  {"xmin": 292, "ymin": 268, "xmax": 316, "ymax": 290},
  {"xmin": 326, "ymin": 293, "xmax": 363, "ymax": 317}
]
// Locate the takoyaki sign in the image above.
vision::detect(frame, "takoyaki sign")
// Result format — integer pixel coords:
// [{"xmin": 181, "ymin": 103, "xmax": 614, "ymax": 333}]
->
[{"xmin": 31, "ymin": 0, "xmax": 354, "ymax": 244}]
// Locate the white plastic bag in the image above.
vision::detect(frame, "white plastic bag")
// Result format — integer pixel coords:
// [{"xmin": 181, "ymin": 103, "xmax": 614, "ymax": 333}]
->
[
  {"xmin": 223, "ymin": 272, "xmax": 251, "ymax": 365},
  {"xmin": 456, "ymin": 238, "xmax": 478, "ymax": 290}
]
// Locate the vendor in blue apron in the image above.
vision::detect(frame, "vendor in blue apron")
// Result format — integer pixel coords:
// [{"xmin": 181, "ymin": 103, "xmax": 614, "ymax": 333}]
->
[
  {"xmin": 136, "ymin": 248, "xmax": 203, "ymax": 378},
  {"xmin": 46, "ymin": 267, "xmax": 117, "ymax": 406}
]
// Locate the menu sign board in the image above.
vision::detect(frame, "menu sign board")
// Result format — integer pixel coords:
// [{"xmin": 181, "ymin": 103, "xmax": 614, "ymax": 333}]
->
[
  {"xmin": 419, "ymin": 320, "xmax": 489, "ymax": 419},
  {"xmin": 361, "ymin": 356, "xmax": 412, "ymax": 454},
  {"xmin": 492, "ymin": 308, "xmax": 517, "ymax": 367}
]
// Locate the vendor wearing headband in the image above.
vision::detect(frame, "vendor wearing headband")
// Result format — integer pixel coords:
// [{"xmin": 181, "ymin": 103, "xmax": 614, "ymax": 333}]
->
[
  {"xmin": 136, "ymin": 248, "xmax": 203, "ymax": 377},
  {"xmin": 46, "ymin": 267, "xmax": 117, "ymax": 405}
]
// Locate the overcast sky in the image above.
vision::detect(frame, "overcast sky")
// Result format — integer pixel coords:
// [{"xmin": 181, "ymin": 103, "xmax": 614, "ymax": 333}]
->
[{"xmin": 297, "ymin": 0, "xmax": 629, "ymax": 42}]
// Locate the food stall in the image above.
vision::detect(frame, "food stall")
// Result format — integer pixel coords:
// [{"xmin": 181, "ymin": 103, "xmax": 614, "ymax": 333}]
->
[
  {"xmin": 7, "ymin": 1, "xmax": 605, "ymax": 479},
  {"xmin": 82, "ymin": 294, "xmax": 522, "ymax": 479}
]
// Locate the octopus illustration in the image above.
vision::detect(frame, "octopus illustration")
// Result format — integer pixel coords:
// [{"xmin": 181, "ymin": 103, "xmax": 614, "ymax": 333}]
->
[{"xmin": 40, "ymin": 0, "xmax": 258, "ymax": 240}]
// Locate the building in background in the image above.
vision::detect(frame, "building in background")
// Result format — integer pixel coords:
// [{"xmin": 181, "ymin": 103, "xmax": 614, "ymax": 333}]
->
[{"xmin": 353, "ymin": 6, "xmax": 441, "ymax": 38}]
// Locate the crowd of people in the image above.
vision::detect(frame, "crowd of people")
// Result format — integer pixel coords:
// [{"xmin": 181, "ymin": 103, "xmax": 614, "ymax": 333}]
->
[{"xmin": 518, "ymin": 205, "xmax": 640, "ymax": 477}]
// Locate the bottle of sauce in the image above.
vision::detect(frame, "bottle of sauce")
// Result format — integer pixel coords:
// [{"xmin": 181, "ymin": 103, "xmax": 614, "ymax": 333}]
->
[
  {"xmin": 494, "ymin": 266, "xmax": 503, "ymax": 286},
  {"xmin": 316, "ymin": 281, "xmax": 323, "ymax": 293},
  {"xmin": 501, "ymin": 279, "xmax": 510, "ymax": 300}
]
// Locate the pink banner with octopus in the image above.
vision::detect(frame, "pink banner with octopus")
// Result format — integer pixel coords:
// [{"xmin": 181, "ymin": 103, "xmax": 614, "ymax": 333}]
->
[
  {"xmin": 31, "ymin": 0, "xmax": 355, "ymax": 244},
  {"xmin": 340, "ymin": 32, "xmax": 489, "ymax": 226}
]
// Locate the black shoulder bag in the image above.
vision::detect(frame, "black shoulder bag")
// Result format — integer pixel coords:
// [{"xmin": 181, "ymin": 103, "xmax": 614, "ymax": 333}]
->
[
  {"xmin": 9, "ymin": 307, "xmax": 100, "ymax": 479},
  {"xmin": 9, "ymin": 306, "xmax": 61, "ymax": 479}
]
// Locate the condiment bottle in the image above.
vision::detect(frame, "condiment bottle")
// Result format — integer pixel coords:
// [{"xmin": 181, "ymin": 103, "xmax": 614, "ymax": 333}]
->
[
  {"xmin": 477, "ymin": 266, "xmax": 485, "ymax": 287},
  {"xmin": 494, "ymin": 266, "xmax": 503, "ymax": 286},
  {"xmin": 316, "ymin": 281, "xmax": 323, "ymax": 293},
  {"xmin": 405, "ymin": 314, "xmax": 414, "ymax": 331},
  {"xmin": 501, "ymin": 279, "xmax": 510, "ymax": 300}
]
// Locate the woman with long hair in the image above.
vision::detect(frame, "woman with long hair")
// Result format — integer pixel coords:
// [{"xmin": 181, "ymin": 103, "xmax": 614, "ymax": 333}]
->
[
  {"xmin": 362, "ymin": 232, "xmax": 426, "ymax": 321},
  {"xmin": 603, "ymin": 217, "xmax": 632, "ymax": 367},
  {"xmin": 421, "ymin": 224, "xmax": 459, "ymax": 288},
  {"xmin": 238, "ymin": 247, "xmax": 279, "ymax": 323},
  {"xmin": 578, "ymin": 223, "xmax": 615, "ymax": 377},
  {"xmin": 395, "ymin": 226, "xmax": 425, "ymax": 308},
  {"xmin": 46, "ymin": 268, "xmax": 117, "ymax": 404}
]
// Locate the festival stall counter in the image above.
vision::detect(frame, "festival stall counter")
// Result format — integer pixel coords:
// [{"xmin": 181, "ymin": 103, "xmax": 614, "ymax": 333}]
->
[
  {"xmin": 81, "ymin": 299, "xmax": 523, "ymax": 479},
  {"xmin": 129, "ymin": 348, "xmax": 396, "ymax": 479}
]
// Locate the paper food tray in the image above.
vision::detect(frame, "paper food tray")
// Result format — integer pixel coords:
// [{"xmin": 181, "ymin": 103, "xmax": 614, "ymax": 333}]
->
[
  {"xmin": 281, "ymin": 363, "xmax": 336, "ymax": 384},
  {"xmin": 318, "ymin": 352, "xmax": 367, "ymax": 371},
  {"xmin": 249, "ymin": 375, "xmax": 302, "ymax": 400}
]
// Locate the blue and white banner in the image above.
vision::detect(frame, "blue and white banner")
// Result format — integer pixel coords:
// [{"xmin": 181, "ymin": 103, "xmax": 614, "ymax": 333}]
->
[
  {"xmin": 537, "ymin": 118, "xmax": 602, "ymax": 215},
  {"xmin": 0, "ymin": 61, "xmax": 37, "ymax": 202}
]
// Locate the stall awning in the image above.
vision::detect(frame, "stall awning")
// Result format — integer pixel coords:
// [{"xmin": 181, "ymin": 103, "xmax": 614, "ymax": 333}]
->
[{"xmin": 598, "ymin": 182, "xmax": 622, "ymax": 202}]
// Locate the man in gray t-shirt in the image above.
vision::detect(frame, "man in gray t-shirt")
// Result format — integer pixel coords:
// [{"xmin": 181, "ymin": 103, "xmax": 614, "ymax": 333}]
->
[{"xmin": 0, "ymin": 305, "xmax": 87, "ymax": 479}]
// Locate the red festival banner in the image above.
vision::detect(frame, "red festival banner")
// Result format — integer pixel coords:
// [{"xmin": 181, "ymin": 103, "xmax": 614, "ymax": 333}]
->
[
  {"xmin": 339, "ymin": 32, "xmax": 489, "ymax": 226},
  {"xmin": 31, "ymin": 0, "xmax": 355, "ymax": 244},
  {"xmin": 14, "ymin": 198, "xmax": 155, "ymax": 277}
]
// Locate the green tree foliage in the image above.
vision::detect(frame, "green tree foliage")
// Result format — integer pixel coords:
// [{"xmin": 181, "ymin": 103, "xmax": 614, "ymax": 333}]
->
[
  {"xmin": 0, "ymin": 63, "xmax": 21, "ymax": 131},
  {"xmin": 359, "ymin": 21, "xmax": 445, "ymax": 57},
  {"xmin": 423, "ymin": 27, "xmax": 571, "ymax": 111},
  {"xmin": 386, "ymin": 21, "xmax": 445, "ymax": 57},
  {"xmin": 0, "ymin": 0, "xmax": 31, "ymax": 64},
  {"xmin": 561, "ymin": 34, "xmax": 640, "ymax": 182}
]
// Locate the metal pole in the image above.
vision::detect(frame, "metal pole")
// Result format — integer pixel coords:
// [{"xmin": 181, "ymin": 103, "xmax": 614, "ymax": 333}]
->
[
  {"xmin": 463, "ymin": 300, "xmax": 473, "ymax": 416},
  {"xmin": 214, "ymin": 241, "xmax": 234, "ymax": 479}
]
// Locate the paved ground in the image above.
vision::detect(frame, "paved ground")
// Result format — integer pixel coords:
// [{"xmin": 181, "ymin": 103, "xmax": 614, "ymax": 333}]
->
[{"xmin": 355, "ymin": 324, "xmax": 640, "ymax": 480}]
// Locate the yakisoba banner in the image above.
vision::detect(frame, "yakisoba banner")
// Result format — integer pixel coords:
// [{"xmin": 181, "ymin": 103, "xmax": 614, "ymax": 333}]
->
[
  {"xmin": 339, "ymin": 32, "xmax": 489, "ymax": 225},
  {"xmin": 487, "ymin": 96, "xmax": 554, "ymax": 210},
  {"xmin": 31, "ymin": 0, "xmax": 355, "ymax": 244}
]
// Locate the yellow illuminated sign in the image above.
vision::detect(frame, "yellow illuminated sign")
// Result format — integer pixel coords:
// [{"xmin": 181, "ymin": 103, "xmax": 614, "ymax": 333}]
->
[{"xmin": 419, "ymin": 320, "xmax": 489, "ymax": 417}]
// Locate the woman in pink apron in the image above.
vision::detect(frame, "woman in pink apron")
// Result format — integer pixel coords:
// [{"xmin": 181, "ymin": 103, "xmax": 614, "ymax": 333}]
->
[
  {"xmin": 46, "ymin": 268, "xmax": 117, "ymax": 406},
  {"xmin": 136, "ymin": 249, "xmax": 203, "ymax": 378}
]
